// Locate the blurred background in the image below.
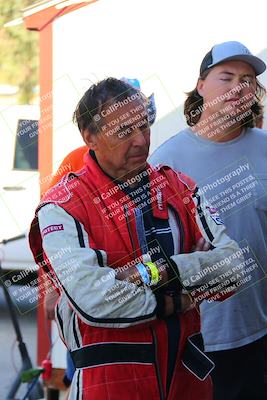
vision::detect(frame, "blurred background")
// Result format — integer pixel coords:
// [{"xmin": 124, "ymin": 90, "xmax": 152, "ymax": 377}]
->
[{"xmin": 1, "ymin": 2, "xmax": 39, "ymax": 398}]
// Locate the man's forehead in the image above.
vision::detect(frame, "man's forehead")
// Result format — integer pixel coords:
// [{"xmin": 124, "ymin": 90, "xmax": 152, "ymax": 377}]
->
[
  {"xmin": 97, "ymin": 97, "xmax": 148, "ymax": 138},
  {"xmin": 212, "ymin": 60, "xmax": 256, "ymax": 76},
  {"xmin": 102, "ymin": 97, "xmax": 147, "ymax": 118}
]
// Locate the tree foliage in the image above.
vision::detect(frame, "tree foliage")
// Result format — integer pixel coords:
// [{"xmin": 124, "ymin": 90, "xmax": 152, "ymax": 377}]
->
[{"xmin": 0, "ymin": 0, "xmax": 38, "ymax": 104}]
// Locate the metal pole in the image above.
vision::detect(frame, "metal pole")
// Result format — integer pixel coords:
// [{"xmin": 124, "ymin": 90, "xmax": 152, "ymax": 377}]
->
[{"xmin": 0, "ymin": 256, "xmax": 43, "ymax": 399}]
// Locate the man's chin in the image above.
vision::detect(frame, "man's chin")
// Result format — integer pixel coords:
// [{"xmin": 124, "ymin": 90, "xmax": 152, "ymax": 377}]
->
[
  {"xmin": 123, "ymin": 162, "xmax": 147, "ymax": 181},
  {"xmin": 132, "ymin": 161, "xmax": 147, "ymax": 173}
]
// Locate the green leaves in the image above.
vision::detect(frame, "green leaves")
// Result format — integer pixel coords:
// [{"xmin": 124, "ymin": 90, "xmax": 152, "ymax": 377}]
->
[{"xmin": 0, "ymin": 0, "xmax": 38, "ymax": 104}]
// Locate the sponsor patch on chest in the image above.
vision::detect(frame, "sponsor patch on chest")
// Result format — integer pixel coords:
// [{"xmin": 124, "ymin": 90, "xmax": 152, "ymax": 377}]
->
[{"xmin": 206, "ymin": 206, "xmax": 223, "ymax": 225}]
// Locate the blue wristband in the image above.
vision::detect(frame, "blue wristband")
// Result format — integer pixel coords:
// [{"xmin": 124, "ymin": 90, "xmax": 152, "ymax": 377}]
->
[{"xmin": 136, "ymin": 263, "xmax": 151, "ymax": 285}]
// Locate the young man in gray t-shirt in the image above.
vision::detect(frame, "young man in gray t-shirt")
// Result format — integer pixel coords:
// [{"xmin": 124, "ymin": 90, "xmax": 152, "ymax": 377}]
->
[{"xmin": 150, "ymin": 41, "xmax": 267, "ymax": 400}]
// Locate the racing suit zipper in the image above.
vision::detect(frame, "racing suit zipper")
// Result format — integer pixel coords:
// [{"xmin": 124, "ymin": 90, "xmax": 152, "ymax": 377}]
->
[
  {"xmin": 165, "ymin": 207, "xmax": 184, "ymax": 399},
  {"xmin": 176, "ymin": 214, "xmax": 184, "ymax": 253},
  {"xmin": 125, "ymin": 207, "xmax": 165, "ymax": 399},
  {"xmin": 151, "ymin": 328, "xmax": 165, "ymax": 400},
  {"xmin": 124, "ymin": 205, "xmax": 138, "ymax": 259},
  {"xmin": 166, "ymin": 345, "xmax": 179, "ymax": 400},
  {"xmin": 125, "ymin": 203, "xmax": 167, "ymax": 399},
  {"xmin": 173, "ymin": 207, "xmax": 185, "ymax": 253}
]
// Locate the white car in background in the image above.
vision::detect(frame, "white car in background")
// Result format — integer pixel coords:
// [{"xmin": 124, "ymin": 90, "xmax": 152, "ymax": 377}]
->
[{"xmin": 0, "ymin": 104, "xmax": 39, "ymax": 277}]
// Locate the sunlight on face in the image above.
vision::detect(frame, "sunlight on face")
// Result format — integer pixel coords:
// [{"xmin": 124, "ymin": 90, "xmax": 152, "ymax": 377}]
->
[
  {"xmin": 197, "ymin": 61, "xmax": 256, "ymax": 120},
  {"xmin": 87, "ymin": 97, "xmax": 151, "ymax": 181}
]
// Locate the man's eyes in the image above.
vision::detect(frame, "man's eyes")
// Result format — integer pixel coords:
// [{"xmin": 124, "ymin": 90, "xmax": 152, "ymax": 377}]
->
[
  {"xmin": 121, "ymin": 120, "xmax": 149, "ymax": 133},
  {"xmin": 116, "ymin": 122, "xmax": 150, "ymax": 139},
  {"xmin": 220, "ymin": 78, "xmax": 254, "ymax": 86}
]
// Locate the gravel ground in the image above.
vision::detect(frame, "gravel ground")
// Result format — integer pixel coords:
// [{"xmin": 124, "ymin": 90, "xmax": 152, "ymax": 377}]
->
[{"xmin": 0, "ymin": 285, "xmax": 39, "ymax": 400}]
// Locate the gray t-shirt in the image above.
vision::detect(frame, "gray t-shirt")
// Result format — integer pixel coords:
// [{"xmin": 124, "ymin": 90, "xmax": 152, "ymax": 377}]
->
[{"xmin": 149, "ymin": 127, "xmax": 267, "ymax": 351}]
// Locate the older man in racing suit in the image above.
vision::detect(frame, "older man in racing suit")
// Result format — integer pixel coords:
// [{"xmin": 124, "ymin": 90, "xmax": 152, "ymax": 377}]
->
[{"xmin": 29, "ymin": 78, "xmax": 243, "ymax": 400}]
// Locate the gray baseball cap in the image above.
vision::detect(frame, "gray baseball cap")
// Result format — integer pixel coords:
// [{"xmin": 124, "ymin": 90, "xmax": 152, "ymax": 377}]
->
[{"xmin": 200, "ymin": 41, "xmax": 266, "ymax": 76}]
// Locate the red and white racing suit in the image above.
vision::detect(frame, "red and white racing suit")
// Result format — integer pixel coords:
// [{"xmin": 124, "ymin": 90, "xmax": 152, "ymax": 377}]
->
[{"xmin": 29, "ymin": 153, "xmax": 242, "ymax": 400}]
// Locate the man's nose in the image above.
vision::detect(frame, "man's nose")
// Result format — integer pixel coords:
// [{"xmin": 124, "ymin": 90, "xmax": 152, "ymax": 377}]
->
[
  {"xmin": 235, "ymin": 82, "xmax": 242, "ymax": 93},
  {"xmin": 132, "ymin": 130, "xmax": 148, "ymax": 146},
  {"xmin": 234, "ymin": 79, "xmax": 242, "ymax": 93},
  {"xmin": 230, "ymin": 79, "xmax": 242, "ymax": 95}
]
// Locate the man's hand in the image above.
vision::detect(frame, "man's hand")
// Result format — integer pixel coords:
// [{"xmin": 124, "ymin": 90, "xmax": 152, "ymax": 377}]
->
[
  {"xmin": 191, "ymin": 237, "xmax": 210, "ymax": 252},
  {"xmin": 164, "ymin": 293, "xmax": 195, "ymax": 316},
  {"xmin": 44, "ymin": 289, "xmax": 59, "ymax": 320},
  {"xmin": 181, "ymin": 293, "xmax": 195, "ymax": 312}
]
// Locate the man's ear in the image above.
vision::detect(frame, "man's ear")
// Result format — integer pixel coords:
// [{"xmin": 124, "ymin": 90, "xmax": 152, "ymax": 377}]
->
[
  {"xmin": 82, "ymin": 129, "xmax": 98, "ymax": 150},
  {"xmin": 196, "ymin": 78, "xmax": 205, "ymax": 97}
]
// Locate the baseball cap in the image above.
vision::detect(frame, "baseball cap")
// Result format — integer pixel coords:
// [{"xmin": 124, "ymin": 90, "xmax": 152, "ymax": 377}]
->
[{"xmin": 200, "ymin": 41, "xmax": 266, "ymax": 76}]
